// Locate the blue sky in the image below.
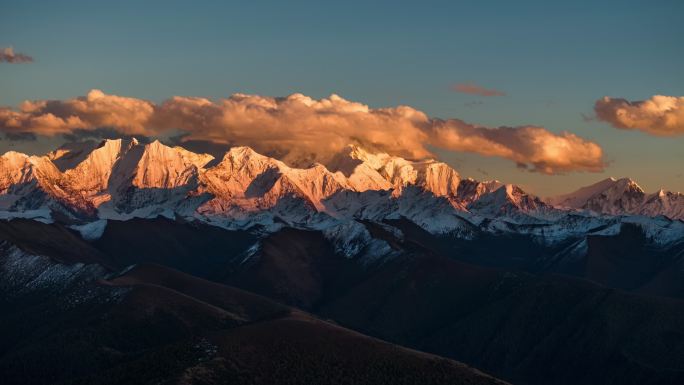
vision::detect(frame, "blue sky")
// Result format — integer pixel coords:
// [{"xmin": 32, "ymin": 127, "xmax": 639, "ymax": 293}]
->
[{"xmin": 1, "ymin": 0, "xmax": 683, "ymax": 195}]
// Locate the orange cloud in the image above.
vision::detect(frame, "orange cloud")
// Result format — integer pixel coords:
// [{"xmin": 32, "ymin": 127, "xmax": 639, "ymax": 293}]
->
[
  {"xmin": 0, "ymin": 47, "xmax": 33, "ymax": 63},
  {"xmin": 451, "ymin": 83, "xmax": 506, "ymax": 97},
  {"xmin": 594, "ymin": 95, "xmax": 684, "ymax": 136},
  {"xmin": 153, "ymin": 93, "xmax": 432, "ymax": 166},
  {"xmin": 428, "ymin": 121, "xmax": 605, "ymax": 174},
  {"xmin": 0, "ymin": 90, "xmax": 154, "ymax": 136},
  {"xmin": 0, "ymin": 90, "xmax": 605, "ymax": 174}
]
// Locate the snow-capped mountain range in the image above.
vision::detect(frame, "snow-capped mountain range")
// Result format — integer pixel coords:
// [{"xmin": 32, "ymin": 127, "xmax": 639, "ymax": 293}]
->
[
  {"xmin": 548, "ymin": 177, "xmax": 684, "ymax": 219},
  {"xmin": 1, "ymin": 138, "xmax": 682, "ymax": 249}
]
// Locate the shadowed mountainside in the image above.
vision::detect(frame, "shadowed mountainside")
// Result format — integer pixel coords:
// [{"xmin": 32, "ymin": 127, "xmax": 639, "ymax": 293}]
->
[
  {"xmin": 1, "ymin": 218, "xmax": 683, "ymax": 384},
  {"xmin": 67, "ymin": 219, "xmax": 684, "ymax": 384},
  {"xmin": 0, "ymin": 258, "xmax": 506, "ymax": 385}
]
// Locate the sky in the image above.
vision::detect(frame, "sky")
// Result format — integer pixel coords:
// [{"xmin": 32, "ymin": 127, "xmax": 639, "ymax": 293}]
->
[{"xmin": 1, "ymin": 0, "xmax": 683, "ymax": 196}]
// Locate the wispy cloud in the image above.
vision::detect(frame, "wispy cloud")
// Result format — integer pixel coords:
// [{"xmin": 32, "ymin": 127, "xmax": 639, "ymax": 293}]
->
[
  {"xmin": 464, "ymin": 100, "xmax": 484, "ymax": 108},
  {"xmin": 0, "ymin": 47, "xmax": 33, "ymax": 63},
  {"xmin": 0, "ymin": 90, "xmax": 605, "ymax": 174},
  {"xmin": 4, "ymin": 132, "xmax": 37, "ymax": 141},
  {"xmin": 451, "ymin": 83, "xmax": 506, "ymax": 97},
  {"xmin": 594, "ymin": 95, "xmax": 684, "ymax": 136}
]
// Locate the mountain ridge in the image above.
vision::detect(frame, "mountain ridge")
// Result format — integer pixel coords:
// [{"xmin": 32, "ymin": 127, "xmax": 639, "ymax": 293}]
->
[
  {"xmin": 0, "ymin": 138, "xmax": 682, "ymax": 252},
  {"xmin": 549, "ymin": 176, "xmax": 684, "ymax": 219}
]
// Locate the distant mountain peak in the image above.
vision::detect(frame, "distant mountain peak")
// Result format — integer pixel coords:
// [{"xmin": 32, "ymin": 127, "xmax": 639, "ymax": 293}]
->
[
  {"xmin": 549, "ymin": 176, "xmax": 683, "ymax": 219},
  {"xmin": 328, "ymin": 144, "xmax": 460, "ymax": 197},
  {"xmin": 0, "ymin": 138, "xmax": 681, "ymax": 228}
]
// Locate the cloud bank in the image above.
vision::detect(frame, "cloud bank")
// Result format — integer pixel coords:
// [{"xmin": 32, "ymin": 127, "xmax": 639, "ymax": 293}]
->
[
  {"xmin": 594, "ymin": 95, "xmax": 684, "ymax": 136},
  {"xmin": 0, "ymin": 90, "xmax": 605, "ymax": 174},
  {"xmin": 0, "ymin": 47, "xmax": 33, "ymax": 63},
  {"xmin": 452, "ymin": 83, "xmax": 506, "ymax": 97}
]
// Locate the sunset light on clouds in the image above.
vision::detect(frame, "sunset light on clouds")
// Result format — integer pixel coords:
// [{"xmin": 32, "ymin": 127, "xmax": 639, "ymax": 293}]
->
[
  {"xmin": 1, "ymin": 0, "xmax": 682, "ymax": 196},
  {"xmin": 1, "ymin": 3, "xmax": 684, "ymax": 385},
  {"xmin": 0, "ymin": 89, "xmax": 605, "ymax": 174}
]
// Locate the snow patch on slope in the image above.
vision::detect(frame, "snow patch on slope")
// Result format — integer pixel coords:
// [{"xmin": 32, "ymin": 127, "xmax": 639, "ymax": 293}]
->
[{"xmin": 70, "ymin": 219, "xmax": 108, "ymax": 240}]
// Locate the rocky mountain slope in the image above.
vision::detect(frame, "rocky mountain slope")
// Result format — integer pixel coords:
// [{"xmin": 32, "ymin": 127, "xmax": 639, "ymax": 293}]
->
[
  {"xmin": 0, "ymin": 138, "xmax": 681, "ymax": 245},
  {"xmin": 1, "ymin": 218, "xmax": 683, "ymax": 385},
  {"xmin": 0, "ymin": 221, "xmax": 508, "ymax": 385}
]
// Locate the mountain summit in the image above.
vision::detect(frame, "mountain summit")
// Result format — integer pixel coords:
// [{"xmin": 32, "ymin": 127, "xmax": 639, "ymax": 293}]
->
[
  {"xmin": 0, "ymin": 139, "xmax": 516, "ymax": 222},
  {"xmin": 549, "ymin": 177, "xmax": 684, "ymax": 219},
  {"xmin": 0, "ymin": 138, "xmax": 682, "ymax": 248}
]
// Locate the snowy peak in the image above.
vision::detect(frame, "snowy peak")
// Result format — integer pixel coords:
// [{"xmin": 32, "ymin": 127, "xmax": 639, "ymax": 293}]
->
[
  {"xmin": 0, "ymin": 151, "xmax": 61, "ymax": 188},
  {"xmin": 582, "ymin": 177, "xmax": 645, "ymax": 215},
  {"xmin": 0, "ymin": 141, "xmax": 544, "ymax": 223},
  {"xmin": 550, "ymin": 177, "xmax": 644, "ymax": 207},
  {"xmin": 218, "ymin": 146, "xmax": 282, "ymax": 178},
  {"xmin": 548, "ymin": 178, "xmax": 616, "ymax": 208},
  {"xmin": 551, "ymin": 177, "xmax": 645, "ymax": 213},
  {"xmin": 0, "ymin": 151, "xmax": 31, "ymax": 190},
  {"xmin": 327, "ymin": 146, "xmax": 393, "ymax": 192},
  {"xmin": 416, "ymin": 161, "xmax": 461, "ymax": 197},
  {"xmin": 131, "ymin": 140, "xmax": 213, "ymax": 189},
  {"xmin": 612, "ymin": 177, "xmax": 645, "ymax": 195},
  {"xmin": 61, "ymin": 138, "xmax": 136, "ymax": 192},
  {"xmin": 283, "ymin": 164, "xmax": 349, "ymax": 208},
  {"xmin": 550, "ymin": 177, "xmax": 683, "ymax": 219},
  {"xmin": 341, "ymin": 145, "xmax": 388, "ymax": 171},
  {"xmin": 468, "ymin": 183, "xmax": 547, "ymax": 216},
  {"xmin": 203, "ymin": 146, "xmax": 284, "ymax": 196},
  {"xmin": 0, "ymin": 138, "xmax": 681, "ymax": 229},
  {"xmin": 201, "ymin": 145, "xmax": 349, "ymax": 214},
  {"xmin": 455, "ymin": 178, "xmax": 504, "ymax": 205},
  {"xmin": 0, "ymin": 151, "xmax": 64, "ymax": 213},
  {"xmin": 47, "ymin": 141, "xmax": 100, "ymax": 172},
  {"xmin": 60, "ymin": 138, "xmax": 213, "ymax": 191},
  {"xmin": 641, "ymin": 190, "xmax": 684, "ymax": 219},
  {"xmin": 328, "ymin": 144, "xmax": 460, "ymax": 196}
]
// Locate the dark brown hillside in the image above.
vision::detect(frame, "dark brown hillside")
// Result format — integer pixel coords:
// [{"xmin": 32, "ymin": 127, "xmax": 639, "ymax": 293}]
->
[{"xmin": 0, "ymin": 261, "xmax": 508, "ymax": 385}]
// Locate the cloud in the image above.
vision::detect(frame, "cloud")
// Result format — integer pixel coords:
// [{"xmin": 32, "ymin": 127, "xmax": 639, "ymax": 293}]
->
[
  {"xmin": 0, "ymin": 47, "xmax": 33, "ymax": 63},
  {"xmin": 594, "ymin": 95, "xmax": 684, "ymax": 136},
  {"xmin": 61, "ymin": 127, "xmax": 153, "ymax": 144},
  {"xmin": 464, "ymin": 100, "xmax": 484, "ymax": 108},
  {"xmin": 4, "ymin": 132, "xmax": 37, "ymax": 141},
  {"xmin": 0, "ymin": 89, "xmax": 155, "ymax": 136},
  {"xmin": 452, "ymin": 83, "xmax": 506, "ymax": 97},
  {"xmin": 426, "ymin": 120, "xmax": 604, "ymax": 174},
  {"xmin": 0, "ymin": 89, "xmax": 605, "ymax": 174}
]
